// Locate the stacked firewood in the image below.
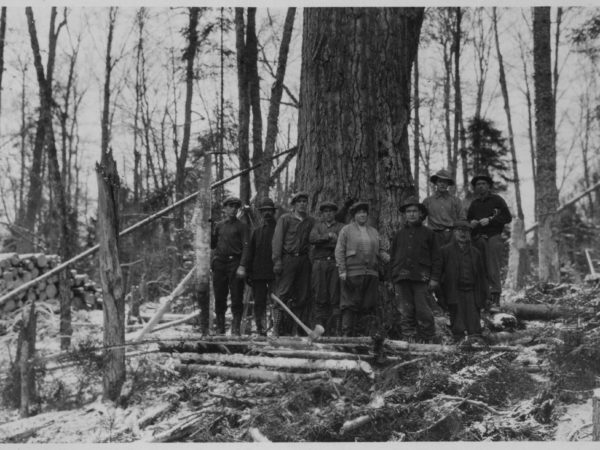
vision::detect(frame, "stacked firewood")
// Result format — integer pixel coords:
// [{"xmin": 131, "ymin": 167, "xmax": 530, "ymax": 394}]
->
[{"xmin": 0, "ymin": 253, "xmax": 102, "ymax": 314}]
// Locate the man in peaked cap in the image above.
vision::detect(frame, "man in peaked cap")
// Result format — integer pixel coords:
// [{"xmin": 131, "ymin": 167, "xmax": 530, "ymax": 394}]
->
[
  {"xmin": 309, "ymin": 200, "xmax": 345, "ymax": 335},
  {"xmin": 390, "ymin": 196, "xmax": 441, "ymax": 343},
  {"xmin": 439, "ymin": 220, "xmax": 488, "ymax": 341},
  {"xmin": 210, "ymin": 196, "xmax": 249, "ymax": 335},
  {"xmin": 240, "ymin": 198, "xmax": 277, "ymax": 336},
  {"xmin": 423, "ymin": 169, "xmax": 466, "ymax": 247},
  {"xmin": 271, "ymin": 191, "xmax": 315, "ymax": 336},
  {"xmin": 467, "ymin": 174, "xmax": 512, "ymax": 309}
]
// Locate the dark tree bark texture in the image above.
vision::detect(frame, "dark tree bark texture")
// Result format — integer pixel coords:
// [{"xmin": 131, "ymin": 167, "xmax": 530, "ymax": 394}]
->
[{"xmin": 296, "ymin": 7, "xmax": 424, "ymax": 238}]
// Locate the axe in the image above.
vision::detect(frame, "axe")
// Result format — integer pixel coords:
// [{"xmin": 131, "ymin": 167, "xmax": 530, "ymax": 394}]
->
[{"xmin": 270, "ymin": 293, "xmax": 325, "ymax": 341}]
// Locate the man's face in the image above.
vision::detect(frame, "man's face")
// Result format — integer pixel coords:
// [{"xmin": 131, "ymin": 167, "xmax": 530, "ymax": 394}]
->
[
  {"xmin": 294, "ymin": 198, "xmax": 308, "ymax": 213},
  {"xmin": 260, "ymin": 208, "xmax": 274, "ymax": 220},
  {"xmin": 322, "ymin": 208, "xmax": 335, "ymax": 222},
  {"xmin": 475, "ymin": 180, "xmax": 490, "ymax": 196},
  {"xmin": 404, "ymin": 205, "xmax": 421, "ymax": 224},
  {"xmin": 454, "ymin": 227, "xmax": 470, "ymax": 243},
  {"xmin": 436, "ymin": 179, "xmax": 449, "ymax": 193},
  {"xmin": 223, "ymin": 204, "xmax": 238, "ymax": 218},
  {"xmin": 354, "ymin": 209, "xmax": 368, "ymax": 225}
]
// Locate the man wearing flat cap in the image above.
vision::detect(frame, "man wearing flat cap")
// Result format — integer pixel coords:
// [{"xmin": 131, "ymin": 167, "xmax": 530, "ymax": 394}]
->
[
  {"xmin": 240, "ymin": 198, "xmax": 277, "ymax": 336},
  {"xmin": 467, "ymin": 174, "xmax": 512, "ymax": 308},
  {"xmin": 439, "ymin": 220, "xmax": 488, "ymax": 341},
  {"xmin": 309, "ymin": 200, "xmax": 344, "ymax": 335},
  {"xmin": 390, "ymin": 196, "xmax": 441, "ymax": 343},
  {"xmin": 211, "ymin": 196, "xmax": 250, "ymax": 335},
  {"xmin": 271, "ymin": 191, "xmax": 315, "ymax": 336},
  {"xmin": 423, "ymin": 169, "xmax": 466, "ymax": 247}
]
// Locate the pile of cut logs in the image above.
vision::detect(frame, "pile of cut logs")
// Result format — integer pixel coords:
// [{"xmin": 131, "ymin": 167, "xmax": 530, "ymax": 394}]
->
[{"xmin": 0, "ymin": 253, "xmax": 102, "ymax": 314}]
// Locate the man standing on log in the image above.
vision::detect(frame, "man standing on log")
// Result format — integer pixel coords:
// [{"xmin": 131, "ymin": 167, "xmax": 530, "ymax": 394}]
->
[
  {"xmin": 467, "ymin": 174, "xmax": 512, "ymax": 308},
  {"xmin": 390, "ymin": 197, "xmax": 441, "ymax": 343},
  {"xmin": 439, "ymin": 220, "xmax": 488, "ymax": 341},
  {"xmin": 272, "ymin": 192, "xmax": 315, "ymax": 336},
  {"xmin": 423, "ymin": 169, "xmax": 465, "ymax": 247},
  {"xmin": 211, "ymin": 196, "xmax": 249, "ymax": 335},
  {"xmin": 309, "ymin": 201, "xmax": 344, "ymax": 335},
  {"xmin": 240, "ymin": 198, "xmax": 277, "ymax": 336}
]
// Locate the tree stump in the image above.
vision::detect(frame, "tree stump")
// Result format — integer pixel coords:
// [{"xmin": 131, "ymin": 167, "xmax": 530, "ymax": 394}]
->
[{"xmin": 59, "ymin": 269, "xmax": 72, "ymax": 350}]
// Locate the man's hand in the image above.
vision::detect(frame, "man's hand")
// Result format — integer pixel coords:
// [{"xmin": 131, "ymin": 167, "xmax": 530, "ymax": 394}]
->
[
  {"xmin": 339, "ymin": 272, "xmax": 347, "ymax": 282},
  {"xmin": 428, "ymin": 280, "xmax": 439, "ymax": 291},
  {"xmin": 328, "ymin": 232, "xmax": 337, "ymax": 240},
  {"xmin": 479, "ymin": 218, "xmax": 490, "ymax": 227},
  {"xmin": 380, "ymin": 251, "xmax": 391, "ymax": 264},
  {"xmin": 236, "ymin": 266, "xmax": 246, "ymax": 279},
  {"xmin": 273, "ymin": 260, "xmax": 283, "ymax": 276},
  {"xmin": 470, "ymin": 219, "xmax": 479, "ymax": 228}
]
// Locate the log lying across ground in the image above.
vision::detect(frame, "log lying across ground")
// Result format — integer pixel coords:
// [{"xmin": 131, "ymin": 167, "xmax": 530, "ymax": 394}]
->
[
  {"xmin": 502, "ymin": 302, "xmax": 595, "ymax": 321},
  {"xmin": 177, "ymin": 352, "xmax": 375, "ymax": 378},
  {"xmin": 175, "ymin": 363, "xmax": 340, "ymax": 383}
]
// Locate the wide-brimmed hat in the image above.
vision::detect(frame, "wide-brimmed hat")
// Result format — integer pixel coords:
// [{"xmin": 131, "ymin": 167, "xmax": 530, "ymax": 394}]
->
[
  {"xmin": 291, "ymin": 191, "xmax": 309, "ymax": 204},
  {"xmin": 399, "ymin": 196, "xmax": 428, "ymax": 217},
  {"xmin": 430, "ymin": 169, "xmax": 455, "ymax": 186},
  {"xmin": 257, "ymin": 198, "xmax": 275, "ymax": 210},
  {"xmin": 223, "ymin": 196, "xmax": 242, "ymax": 208},
  {"xmin": 349, "ymin": 201, "xmax": 369, "ymax": 215},
  {"xmin": 452, "ymin": 220, "xmax": 471, "ymax": 230},
  {"xmin": 319, "ymin": 201, "xmax": 338, "ymax": 212},
  {"xmin": 470, "ymin": 174, "xmax": 493, "ymax": 187}
]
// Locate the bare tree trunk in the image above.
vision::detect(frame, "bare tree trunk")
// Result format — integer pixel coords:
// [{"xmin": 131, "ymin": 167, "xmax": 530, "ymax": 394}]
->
[
  {"xmin": 255, "ymin": 8, "xmax": 296, "ymax": 200},
  {"xmin": 247, "ymin": 8, "xmax": 263, "ymax": 204},
  {"xmin": 452, "ymin": 8, "xmax": 467, "ymax": 191},
  {"xmin": 235, "ymin": 8, "xmax": 251, "ymax": 204},
  {"xmin": 216, "ymin": 7, "xmax": 225, "ymax": 207},
  {"xmin": 59, "ymin": 268, "xmax": 72, "ymax": 349},
  {"xmin": 533, "ymin": 7, "xmax": 560, "ymax": 283},
  {"xmin": 296, "ymin": 7, "xmax": 424, "ymax": 237},
  {"xmin": 17, "ymin": 300, "xmax": 36, "ymax": 417},
  {"xmin": 443, "ymin": 42, "xmax": 452, "ymax": 172},
  {"xmin": 175, "ymin": 7, "xmax": 199, "ymax": 228},
  {"xmin": 133, "ymin": 8, "xmax": 145, "ymax": 203},
  {"xmin": 518, "ymin": 37, "xmax": 536, "ymax": 199},
  {"xmin": 413, "ymin": 49, "xmax": 420, "ymax": 194},
  {"xmin": 98, "ymin": 8, "xmax": 125, "ymax": 401},
  {"xmin": 494, "ymin": 8, "xmax": 529, "ymax": 290},
  {"xmin": 0, "ymin": 7, "xmax": 6, "ymax": 135}
]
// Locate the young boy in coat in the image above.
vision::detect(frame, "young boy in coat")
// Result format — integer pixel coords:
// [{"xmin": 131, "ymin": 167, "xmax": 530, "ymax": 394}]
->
[{"xmin": 439, "ymin": 220, "xmax": 488, "ymax": 341}]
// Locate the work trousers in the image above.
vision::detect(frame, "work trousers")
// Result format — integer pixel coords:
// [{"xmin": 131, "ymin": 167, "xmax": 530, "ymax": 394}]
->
[
  {"xmin": 395, "ymin": 280, "xmax": 435, "ymax": 341},
  {"xmin": 473, "ymin": 234, "xmax": 504, "ymax": 295},
  {"xmin": 340, "ymin": 274, "xmax": 378, "ymax": 336},
  {"xmin": 312, "ymin": 258, "xmax": 340, "ymax": 334},
  {"xmin": 251, "ymin": 279, "xmax": 271, "ymax": 325},
  {"xmin": 212, "ymin": 257, "xmax": 244, "ymax": 318},
  {"xmin": 275, "ymin": 254, "xmax": 312, "ymax": 334},
  {"xmin": 448, "ymin": 289, "xmax": 482, "ymax": 339}
]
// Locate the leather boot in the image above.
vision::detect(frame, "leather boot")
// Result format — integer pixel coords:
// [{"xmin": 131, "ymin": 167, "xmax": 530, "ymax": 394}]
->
[
  {"xmin": 271, "ymin": 309, "xmax": 281, "ymax": 338},
  {"xmin": 232, "ymin": 314, "xmax": 242, "ymax": 336},
  {"xmin": 255, "ymin": 316, "xmax": 265, "ymax": 336},
  {"xmin": 341, "ymin": 309, "xmax": 355, "ymax": 337},
  {"xmin": 216, "ymin": 314, "xmax": 226, "ymax": 335}
]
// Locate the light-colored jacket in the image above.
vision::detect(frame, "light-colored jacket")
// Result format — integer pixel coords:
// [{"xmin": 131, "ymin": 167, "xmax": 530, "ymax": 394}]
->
[{"xmin": 335, "ymin": 221, "xmax": 385, "ymax": 278}]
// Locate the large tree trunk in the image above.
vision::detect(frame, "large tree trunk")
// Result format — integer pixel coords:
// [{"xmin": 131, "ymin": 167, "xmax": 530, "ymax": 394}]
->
[
  {"xmin": 413, "ymin": 49, "xmax": 420, "ymax": 194},
  {"xmin": 296, "ymin": 7, "xmax": 424, "ymax": 238},
  {"xmin": 98, "ymin": 8, "xmax": 125, "ymax": 401},
  {"xmin": 533, "ymin": 7, "xmax": 560, "ymax": 283},
  {"xmin": 247, "ymin": 8, "xmax": 262, "ymax": 204}
]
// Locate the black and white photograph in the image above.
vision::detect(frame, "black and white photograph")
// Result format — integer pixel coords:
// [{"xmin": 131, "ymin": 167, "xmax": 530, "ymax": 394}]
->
[{"xmin": 0, "ymin": 2, "xmax": 598, "ymax": 443}]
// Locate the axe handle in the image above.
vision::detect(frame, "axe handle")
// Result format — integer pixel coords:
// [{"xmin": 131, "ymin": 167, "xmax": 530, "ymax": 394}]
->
[{"xmin": 270, "ymin": 293, "xmax": 312, "ymax": 336}]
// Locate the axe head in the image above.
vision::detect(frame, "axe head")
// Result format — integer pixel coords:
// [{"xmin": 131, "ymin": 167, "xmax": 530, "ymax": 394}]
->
[{"xmin": 308, "ymin": 324, "xmax": 325, "ymax": 341}]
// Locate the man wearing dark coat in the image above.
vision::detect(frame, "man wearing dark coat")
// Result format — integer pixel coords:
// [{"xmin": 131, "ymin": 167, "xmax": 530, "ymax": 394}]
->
[
  {"xmin": 390, "ymin": 196, "xmax": 442, "ymax": 343},
  {"xmin": 439, "ymin": 220, "xmax": 488, "ymax": 341},
  {"xmin": 467, "ymin": 174, "xmax": 512, "ymax": 307},
  {"xmin": 240, "ymin": 198, "xmax": 277, "ymax": 336},
  {"xmin": 211, "ymin": 196, "xmax": 249, "ymax": 335},
  {"xmin": 309, "ymin": 200, "xmax": 344, "ymax": 335}
]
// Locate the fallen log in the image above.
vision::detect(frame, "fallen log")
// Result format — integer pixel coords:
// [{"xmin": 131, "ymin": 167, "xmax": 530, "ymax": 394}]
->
[
  {"xmin": 258, "ymin": 348, "xmax": 369, "ymax": 361},
  {"xmin": 174, "ymin": 363, "xmax": 334, "ymax": 383},
  {"xmin": 178, "ymin": 353, "xmax": 375, "ymax": 378},
  {"xmin": 138, "ymin": 403, "xmax": 177, "ymax": 429},
  {"xmin": 248, "ymin": 428, "xmax": 271, "ymax": 442},
  {"xmin": 502, "ymin": 302, "xmax": 594, "ymax": 321},
  {"xmin": 150, "ymin": 311, "xmax": 201, "ymax": 333}
]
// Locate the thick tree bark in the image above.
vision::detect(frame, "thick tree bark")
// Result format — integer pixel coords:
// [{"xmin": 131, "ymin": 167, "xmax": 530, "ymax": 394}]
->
[
  {"xmin": 235, "ymin": 8, "xmax": 251, "ymax": 204},
  {"xmin": 247, "ymin": 8, "xmax": 262, "ymax": 204},
  {"xmin": 413, "ymin": 49, "xmax": 420, "ymax": 194},
  {"xmin": 0, "ymin": 7, "xmax": 6, "ymax": 134},
  {"xmin": 17, "ymin": 300, "xmax": 36, "ymax": 417},
  {"xmin": 296, "ymin": 7, "xmax": 424, "ymax": 237},
  {"xmin": 255, "ymin": 8, "xmax": 296, "ymax": 200},
  {"xmin": 98, "ymin": 8, "xmax": 125, "ymax": 401},
  {"xmin": 533, "ymin": 7, "xmax": 560, "ymax": 283},
  {"xmin": 175, "ymin": 7, "xmax": 199, "ymax": 229}
]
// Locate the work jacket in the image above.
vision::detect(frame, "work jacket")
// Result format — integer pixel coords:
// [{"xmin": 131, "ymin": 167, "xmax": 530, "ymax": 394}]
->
[
  {"xmin": 242, "ymin": 218, "xmax": 276, "ymax": 281},
  {"xmin": 389, "ymin": 222, "xmax": 441, "ymax": 283}
]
